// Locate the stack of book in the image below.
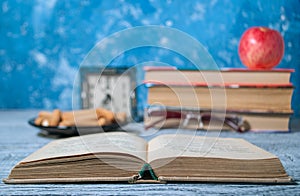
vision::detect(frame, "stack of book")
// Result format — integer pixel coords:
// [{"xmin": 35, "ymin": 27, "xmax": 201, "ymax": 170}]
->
[{"xmin": 143, "ymin": 66, "xmax": 294, "ymax": 132}]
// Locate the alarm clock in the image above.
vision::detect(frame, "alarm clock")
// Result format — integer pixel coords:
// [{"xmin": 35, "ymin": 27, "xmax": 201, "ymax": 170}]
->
[{"xmin": 80, "ymin": 67, "xmax": 138, "ymax": 121}]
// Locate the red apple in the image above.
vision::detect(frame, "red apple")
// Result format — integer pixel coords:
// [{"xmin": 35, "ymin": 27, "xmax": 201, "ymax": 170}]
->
[{"xmin": 238, "ymin": 27, "xmax": 284, "ymax": 69}]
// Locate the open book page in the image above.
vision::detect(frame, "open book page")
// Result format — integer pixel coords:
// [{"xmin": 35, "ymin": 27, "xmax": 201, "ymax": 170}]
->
[
  {"xmin": 22, "ymin": 132, "xmax": 147, "ymax": 163},
  {"xmin": 147, "ymin": 134, "xmax": 277, "ymax": 163}
]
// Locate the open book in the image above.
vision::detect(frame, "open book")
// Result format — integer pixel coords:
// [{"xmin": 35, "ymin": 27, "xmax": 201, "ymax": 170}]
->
[{"xmin": 4, "ymin": 132, "xmax": 292, "ymax": 184}]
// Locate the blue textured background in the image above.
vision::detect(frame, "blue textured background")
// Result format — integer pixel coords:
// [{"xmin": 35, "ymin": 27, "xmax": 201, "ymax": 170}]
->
[{"xmin": 1, "ymin": 0, "xmax": 299, "ymax": 117}]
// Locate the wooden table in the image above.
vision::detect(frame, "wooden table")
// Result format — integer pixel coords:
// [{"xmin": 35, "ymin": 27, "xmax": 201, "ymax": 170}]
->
[{"xmin": 0, "ymin": 110, "xmax": 299, "ymax": 195}]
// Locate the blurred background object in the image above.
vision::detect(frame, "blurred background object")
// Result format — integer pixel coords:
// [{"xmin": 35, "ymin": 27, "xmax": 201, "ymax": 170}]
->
[{"xmin": 0, "ymin": 0, "xmax": 299, "ymax": 119}]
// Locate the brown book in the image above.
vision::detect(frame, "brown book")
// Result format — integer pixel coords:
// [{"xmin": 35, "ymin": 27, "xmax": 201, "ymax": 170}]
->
[
  {"xmin": 145, "ymin": 82, "xmax": 293, "ymax": 113},
  {"xmin": 144, "ymin": 107, "xmax": 291, "ymax": 132},
  {"xmin": 3, "ymin": 132, "xmax": 292, "ymax": 184},
  {"xmin": 144, "ymin": 66, "xmax": 294, "ymax": 85}
]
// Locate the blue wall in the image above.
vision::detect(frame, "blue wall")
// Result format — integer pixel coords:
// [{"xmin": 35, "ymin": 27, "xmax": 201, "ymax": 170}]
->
[{"xmin": 1, "ymin": 0, "xmax": 299, "ymax": 116}]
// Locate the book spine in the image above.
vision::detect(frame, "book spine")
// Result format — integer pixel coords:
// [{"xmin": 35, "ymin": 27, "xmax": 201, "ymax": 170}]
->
[
  {"xmin": 128, "ymin": 163, "xmax": 159, "ymax": 183},
  {"xmin": 138, "ymin": 163, "xmax": 158, "ymax": 181}
]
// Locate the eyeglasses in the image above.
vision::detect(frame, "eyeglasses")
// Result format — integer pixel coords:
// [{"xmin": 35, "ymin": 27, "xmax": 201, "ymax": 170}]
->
[{"xmin": 145, "ymin": 107, "xmax": 250, "ymax": 133}]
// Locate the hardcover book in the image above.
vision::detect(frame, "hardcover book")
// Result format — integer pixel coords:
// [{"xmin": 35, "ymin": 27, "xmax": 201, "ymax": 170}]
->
[
  {"xmin": 144, "ymin": 81, "xmax": 293, "ymax": 113},
  {"xmin": 144, "ymin": 66, "xmax": 294, "ymax": 85},
  {"xmin": 144, "ymin": 107, "xmax": 291, "ymax": 132},
  {"xmin": 4, "ymin": 132, "xmax": 292, "ymax": 184}
]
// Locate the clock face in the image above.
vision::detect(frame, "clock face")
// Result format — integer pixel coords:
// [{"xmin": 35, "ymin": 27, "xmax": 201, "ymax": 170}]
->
[{"xmin": 80, "ymin": 68, "xmax": 136, "ymax": 119}]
